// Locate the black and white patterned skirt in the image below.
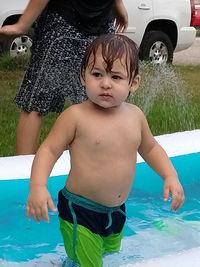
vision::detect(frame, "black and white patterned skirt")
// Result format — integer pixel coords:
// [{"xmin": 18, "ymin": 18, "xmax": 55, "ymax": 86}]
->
[{"xmin": 14, "ymin": 9, "xmax": 115, "ymax": 115}]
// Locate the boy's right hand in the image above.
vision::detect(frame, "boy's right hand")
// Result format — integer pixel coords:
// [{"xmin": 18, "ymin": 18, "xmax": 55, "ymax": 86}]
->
[
  {"xmin": 0, "ymin": 24, "xmax": 27, "ymax": 36},
  {"xmin": 26, "ymin": 186, "xmax": 57, "ymax": 222}
]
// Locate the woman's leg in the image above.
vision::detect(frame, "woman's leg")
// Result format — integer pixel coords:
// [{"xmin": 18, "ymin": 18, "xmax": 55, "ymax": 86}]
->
[{"xmin": 16, "ymin": 111, "xmax": 43, "ymax": 155}]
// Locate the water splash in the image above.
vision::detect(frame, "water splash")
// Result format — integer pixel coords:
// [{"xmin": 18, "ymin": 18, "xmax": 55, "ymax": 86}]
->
[{"xmin": 128, "ymin": 62, "xmax": 196, "ymax": 133}]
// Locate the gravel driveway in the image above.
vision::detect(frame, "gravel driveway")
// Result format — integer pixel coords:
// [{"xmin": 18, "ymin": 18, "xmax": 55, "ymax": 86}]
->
[{"xmin": 173, "ymin": 38, "xmax": 200, "ymax": 65}]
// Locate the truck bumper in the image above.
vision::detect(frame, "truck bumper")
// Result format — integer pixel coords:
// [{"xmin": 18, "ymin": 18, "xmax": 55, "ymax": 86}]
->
[{"xmin": 175, "ymin": 27, "xmax": 196, "ymax": 52}]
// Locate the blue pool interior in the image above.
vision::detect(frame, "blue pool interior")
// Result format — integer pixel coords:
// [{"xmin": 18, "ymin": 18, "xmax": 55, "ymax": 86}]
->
[{"xmin": 0, "ymin": 152, "xmax": 200, "ymax": 266}]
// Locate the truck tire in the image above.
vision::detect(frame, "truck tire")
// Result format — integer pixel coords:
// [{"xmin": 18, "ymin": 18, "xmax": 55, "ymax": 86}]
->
[
  {"xmin": 1, "ymin": 29, "xmax": 34, "ymax": 57},
  {"xmin": 139, "ymin": 30, "xmax": 174, "ymax": 64}
]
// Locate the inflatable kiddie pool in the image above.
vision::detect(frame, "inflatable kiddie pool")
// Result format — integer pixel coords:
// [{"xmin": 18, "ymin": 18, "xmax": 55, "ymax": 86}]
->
[{"xmin": 0, "ymin": 130, "xmax": 200, "ymax": 267}]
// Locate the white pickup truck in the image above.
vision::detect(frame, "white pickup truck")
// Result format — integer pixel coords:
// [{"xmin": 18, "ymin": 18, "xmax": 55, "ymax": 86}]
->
[{"xmin": 0, "ymin": 0, "xmax": 197, "ymax": 63}]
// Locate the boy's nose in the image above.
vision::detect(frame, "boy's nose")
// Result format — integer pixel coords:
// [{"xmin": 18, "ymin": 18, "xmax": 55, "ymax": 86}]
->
[{"xmin": 101, "ymin": 77, "xmax": 112, "ymax": 89}]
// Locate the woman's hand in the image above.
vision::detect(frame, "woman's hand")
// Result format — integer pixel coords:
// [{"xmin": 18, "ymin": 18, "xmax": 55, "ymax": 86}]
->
[
  {"xmin": 114, "ymin": 0, "xmax": 128, "ymax": 32},
  {"xmin": 0, "ymin": 24, "xmax": 28, "ymax": 36}
]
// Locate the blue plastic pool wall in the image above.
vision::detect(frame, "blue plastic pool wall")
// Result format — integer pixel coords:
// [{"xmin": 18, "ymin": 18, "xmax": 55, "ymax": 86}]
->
[{"xmin": 0, "ymin": 152, "xmax": 200, "ymax": 263}]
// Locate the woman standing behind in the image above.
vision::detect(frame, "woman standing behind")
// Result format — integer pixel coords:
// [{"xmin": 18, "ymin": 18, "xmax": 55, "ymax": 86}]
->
[{"xmin": 0, "ymin": 0, "xmax": 128, "ymax": 155}]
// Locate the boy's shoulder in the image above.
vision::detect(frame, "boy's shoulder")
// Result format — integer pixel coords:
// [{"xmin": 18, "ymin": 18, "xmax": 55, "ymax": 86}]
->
[
  {"xmin": 126, "ymin": 102, "xmax": 144, "ymax": 115},
  {"xmin": 125, "ymin": 102, "xmax": 147, "ymax": 123},
  {"xmin": 63, "ymin": 102, "xmax": 86, "ymax": 113},
  {"xmin": 58, "ymin": 103, "xmax": 85, "ymax": 121}
]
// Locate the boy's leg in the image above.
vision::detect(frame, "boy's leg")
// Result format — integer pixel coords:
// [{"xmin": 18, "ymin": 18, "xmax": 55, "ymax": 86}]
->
[
  {"xmin": 16, "ymin": 111, "xmax": 42, "ymax": 155},
  {"xmin": 103, "ymin": 229, "xmax": 123, "ymax": 254},
  {"xmin": 60, "ymin": 218, "xmax": 104, "ymax": 267}
]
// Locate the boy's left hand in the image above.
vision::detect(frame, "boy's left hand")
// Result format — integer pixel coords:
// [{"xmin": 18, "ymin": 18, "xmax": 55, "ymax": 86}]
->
[{"xmin": 163, "ymin": 177, "xmax": 184, "ymax": 211}]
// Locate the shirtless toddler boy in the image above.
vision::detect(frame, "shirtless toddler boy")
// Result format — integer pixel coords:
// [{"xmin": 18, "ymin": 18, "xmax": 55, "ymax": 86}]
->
[{"xmin": 26, "ymin": 34, "xmax": 184, "ymax": 267}]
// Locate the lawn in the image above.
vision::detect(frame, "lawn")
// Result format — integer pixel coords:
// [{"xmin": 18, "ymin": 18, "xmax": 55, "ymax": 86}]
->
[
  {"xmin": 196, "ymin": 27, "xmax": 200, "ymax": 37},
  {"xmin": 0, "ymin": 55, "xmax": 200, "ymax": 156}
]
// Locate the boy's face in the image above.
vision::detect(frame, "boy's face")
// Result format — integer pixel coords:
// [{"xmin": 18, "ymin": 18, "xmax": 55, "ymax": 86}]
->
[{"xmin": 81, "ymin": 48, "xmax": 140, "ymax": 109}]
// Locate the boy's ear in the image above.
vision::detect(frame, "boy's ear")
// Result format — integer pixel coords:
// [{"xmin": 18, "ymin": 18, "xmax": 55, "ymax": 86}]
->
[
  {"xmin": 80, "ymin": 73, "xmax": 86, "ymax": 86},
  {"xmin": 130, "ymin": 74, "xmax": 141, "ymax": 93}
]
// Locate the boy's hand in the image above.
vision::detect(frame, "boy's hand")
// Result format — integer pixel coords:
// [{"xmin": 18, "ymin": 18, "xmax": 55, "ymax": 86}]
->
[
  {"xmin": 26, "ymin": 186, "xmax": 57, "ymax": 222},
  {"xmin": 163, "ymin": 177, "xmax": 184, "ymax": 211}
]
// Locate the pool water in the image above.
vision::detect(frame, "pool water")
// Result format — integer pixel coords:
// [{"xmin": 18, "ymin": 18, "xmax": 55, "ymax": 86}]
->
[{"xmin": 0, "ymin": 152, "xmax": 200, "ymax": 266}]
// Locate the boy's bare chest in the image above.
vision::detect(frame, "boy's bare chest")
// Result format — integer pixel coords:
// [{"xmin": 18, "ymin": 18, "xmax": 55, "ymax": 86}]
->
[{"xmin": 77, "ymin": 117, "xmax": 141, "ymax": 150}]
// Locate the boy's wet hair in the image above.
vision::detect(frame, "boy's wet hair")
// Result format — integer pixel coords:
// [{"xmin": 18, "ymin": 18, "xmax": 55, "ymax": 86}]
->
[{"xmin": 81, "ymin": 34, "xmax": 139, "ymax": 84}]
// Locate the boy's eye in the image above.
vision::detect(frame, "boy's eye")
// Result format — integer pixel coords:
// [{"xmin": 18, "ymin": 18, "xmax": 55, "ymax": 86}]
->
[
  {"xmin": 92, "ymin": 71, "xmax": 101, "ymax": 77},
  {"xmin": 112, "ymin": 75, "xmax": 122, "ymax": 80}
]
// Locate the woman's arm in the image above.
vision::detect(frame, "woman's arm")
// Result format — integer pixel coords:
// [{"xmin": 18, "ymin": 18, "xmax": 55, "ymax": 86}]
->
[
  {"xmin": 113, "ymin": 0, "xmax": 128, "ymax": 32},
  {"xmin": 0, "ymin": 0, "xmax": 50, "ymax": 35}
]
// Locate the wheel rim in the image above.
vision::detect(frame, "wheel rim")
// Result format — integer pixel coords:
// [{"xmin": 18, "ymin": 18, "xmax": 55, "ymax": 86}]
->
[
  {"xmin": 9, "ymin": 36, "xmax": 32, "ymax": 57},
  {"xmin": 149, "ymin": 41, "xmax": 168, "ymax": 64}
]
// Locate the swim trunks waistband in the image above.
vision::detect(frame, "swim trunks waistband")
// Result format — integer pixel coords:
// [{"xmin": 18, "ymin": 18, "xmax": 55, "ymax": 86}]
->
[{"xmin": 61, "ymin": 186, "xmax": 124, "ymax": 214}]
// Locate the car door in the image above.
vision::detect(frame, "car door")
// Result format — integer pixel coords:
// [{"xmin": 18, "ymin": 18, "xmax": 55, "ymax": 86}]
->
[{"xmin": 123, "ymin": 0, "xmax": 153, "ymax": 46}]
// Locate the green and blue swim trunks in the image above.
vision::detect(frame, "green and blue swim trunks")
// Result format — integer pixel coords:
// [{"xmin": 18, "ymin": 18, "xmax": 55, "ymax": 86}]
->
[{"xmin": 57, "ymin": 187, "xmax": 126, "ymax": 267}]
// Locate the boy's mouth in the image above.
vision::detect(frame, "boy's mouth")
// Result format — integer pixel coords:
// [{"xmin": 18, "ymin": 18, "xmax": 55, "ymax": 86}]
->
[
  {"xmin": 99, "ymin": 93, "xmax": 113, "ymax": 100},
  {"xmin": 100, "ymin": 93, "xmax": 112, "ymax": 97}
]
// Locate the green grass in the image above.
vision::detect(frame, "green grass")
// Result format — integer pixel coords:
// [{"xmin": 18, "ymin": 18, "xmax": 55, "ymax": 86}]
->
[
  {"xmin": 0, "ymin": 54, "xmax": 58, "ymax": 156},
  {"xmin": 129, "ymin": 63, "xmax": 200, "ymax": 135},
  {"xmin": 196, "ymin": 27, "xmax": 200, "ymax": 37},
  {"xmin": 0, "ymin": 53, "xmax": 30, "ymax": 71},
  {"xmin": 0, "ymin": 55, "xmax": 200, "ymax": 156}
]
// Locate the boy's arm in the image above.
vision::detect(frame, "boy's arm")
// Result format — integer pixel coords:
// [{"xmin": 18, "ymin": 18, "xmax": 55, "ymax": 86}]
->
[
  {"xmin": 138, "ymin": 112, "xmax": 184, "ymax": 211},
  {"xmin": 0, "ymin": 0, "xmax": 49, "ymax": 35},
  {"xmin": 26, "ymin": 107, "xmax": 77, "ymax": 222},
  {"xmin": 26, "ymin": 145, "xmax": 58, "ymax": 222},
  {"xmin": 113, "ymin": 0, "xmax": 128, "ymax": 32}
]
